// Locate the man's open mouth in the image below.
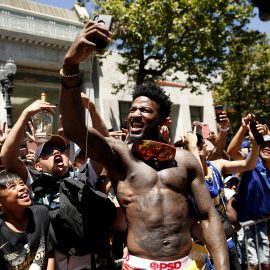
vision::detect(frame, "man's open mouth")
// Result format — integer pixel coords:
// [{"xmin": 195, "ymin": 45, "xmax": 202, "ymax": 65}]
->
[{"xmin": 131, "ymin": 122, "xmax": 144, "ymax": 134}]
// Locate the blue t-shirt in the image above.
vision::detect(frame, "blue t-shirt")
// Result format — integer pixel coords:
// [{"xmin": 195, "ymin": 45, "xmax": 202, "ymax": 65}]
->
[{"xmin": 237, "ymin": 156, "xmax": 270, "ymax": 222}]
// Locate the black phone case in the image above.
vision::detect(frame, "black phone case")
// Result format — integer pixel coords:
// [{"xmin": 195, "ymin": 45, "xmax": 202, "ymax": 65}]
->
[
  {"xmin": 91, "ymin": 15, "xmax": 113, "ymax": 49},
  {"xmin": 250, "ymin": 121, "xmax": 264, "ymax": 145}
]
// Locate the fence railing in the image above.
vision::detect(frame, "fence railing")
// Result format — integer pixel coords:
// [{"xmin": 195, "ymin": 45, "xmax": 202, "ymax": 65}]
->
[{"xmin": 240, "ymin": 216, "xmax": 270, "ymax": 270}]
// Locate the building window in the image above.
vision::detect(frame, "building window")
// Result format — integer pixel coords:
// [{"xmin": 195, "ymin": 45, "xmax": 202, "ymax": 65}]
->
[
  {"xmin": 190, "ymin": 106, "xmax": 203, "ymax": 124},
  {"xmin": 119, "ymin": 101, "xmax": 132, "ymax": 129}
]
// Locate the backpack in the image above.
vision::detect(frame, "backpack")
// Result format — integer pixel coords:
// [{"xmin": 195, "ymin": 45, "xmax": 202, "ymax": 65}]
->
[{"xmin": 30, "ymin": 164, "xmax": 117, "ymax": 256}]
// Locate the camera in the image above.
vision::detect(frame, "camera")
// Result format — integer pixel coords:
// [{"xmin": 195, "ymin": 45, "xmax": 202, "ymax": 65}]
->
[{"xmin": 91, "ymin": 15, "xmax": 113, "ymax": 49}]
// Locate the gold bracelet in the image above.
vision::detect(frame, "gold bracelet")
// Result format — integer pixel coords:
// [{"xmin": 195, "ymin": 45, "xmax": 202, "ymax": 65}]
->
[
  {"xmin": 59, "ymin": 68, "xmax": 80, "ymax": 78},
  {"xmin": 219, "ymin": 126, "xmax": 229, "ymax": 132}
]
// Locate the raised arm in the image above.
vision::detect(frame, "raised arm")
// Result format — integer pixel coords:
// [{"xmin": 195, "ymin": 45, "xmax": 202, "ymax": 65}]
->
[
  {"xmin": 227, "ymin": 114, "xmax": 254, "ymax": 160},
  {"xmin": 214, "ymin": 137, "xmax": 260, "ymax": 175},
  {"xmin": 60, "ymin": 21, "xmax": 114, "ymax": 168},
  {"xmin": 208, "ymin": 110, "xmax": 230, "ymax": 160},
  {"xmin": 188, "ymin": 153, "xmax": 229, "ymax": 270},
  {"xmin": 81, "ymin": 92, "xmax": 109, "ymax": 137},
  {"xmin": 0, "ymin": 100, "xmax": 55, "ymax": 181}
]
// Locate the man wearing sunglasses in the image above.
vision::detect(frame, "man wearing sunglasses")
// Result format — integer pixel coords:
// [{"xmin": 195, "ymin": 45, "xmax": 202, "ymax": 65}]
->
[
  {"xmin": 34, "ymin": 135, "xmax": 70, "ymax": 177},
  {"xmin": 60, "ymin": 22, "xmax": 229, "ymax": 270}
]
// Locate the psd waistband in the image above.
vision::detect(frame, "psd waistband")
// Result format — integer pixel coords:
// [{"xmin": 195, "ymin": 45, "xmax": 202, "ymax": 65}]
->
[{"xmin": 122, "ymin": 254, "xmax": 197, "ymax": 270}]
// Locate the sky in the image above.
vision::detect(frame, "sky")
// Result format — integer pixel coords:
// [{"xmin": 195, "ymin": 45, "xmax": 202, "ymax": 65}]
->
[{"xmin": 35, "ymin": 0, "xmax": 270, "ymax": 38}]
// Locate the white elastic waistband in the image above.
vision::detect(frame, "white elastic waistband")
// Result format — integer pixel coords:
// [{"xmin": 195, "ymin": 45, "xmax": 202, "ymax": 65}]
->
[{"xmin": 124, "ymin": 254, "xmax": 193, "ymax": 270}]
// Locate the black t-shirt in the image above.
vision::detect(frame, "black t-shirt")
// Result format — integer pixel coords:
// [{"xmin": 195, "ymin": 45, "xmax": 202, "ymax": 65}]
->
[{"xmin": 0, "ymin": 205, "xmax": 53, "ymax": 269}]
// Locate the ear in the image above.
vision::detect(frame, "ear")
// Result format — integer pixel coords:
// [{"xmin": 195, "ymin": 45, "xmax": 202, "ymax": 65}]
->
[{"xmin": 34, "ymin": 162, "xmax": 43, "ymax": 172}]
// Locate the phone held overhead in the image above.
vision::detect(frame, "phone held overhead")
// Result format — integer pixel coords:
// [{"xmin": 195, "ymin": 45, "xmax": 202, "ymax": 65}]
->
[
  {"xmin": 215, "ymin": 105, "xmax": 224, "ymax": 123},
  {"xmin": 91, "ymin": 15, "xmax": 113, "ymax": 49}
]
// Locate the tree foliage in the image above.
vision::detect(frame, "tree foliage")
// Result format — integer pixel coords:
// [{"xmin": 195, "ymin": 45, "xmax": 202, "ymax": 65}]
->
[
  {"xmin": 78, "ymin": 0, "xmax": 254, "ymax": 94},
  {"xmin": 211, "ymin": 31, "xmax": 270, "ymax": 129}
]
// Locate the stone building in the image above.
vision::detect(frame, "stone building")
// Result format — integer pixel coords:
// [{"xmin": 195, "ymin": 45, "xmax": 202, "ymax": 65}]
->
[{"xmin": 0, "ymin": 0, "xmax": 217, "ymax": 143}]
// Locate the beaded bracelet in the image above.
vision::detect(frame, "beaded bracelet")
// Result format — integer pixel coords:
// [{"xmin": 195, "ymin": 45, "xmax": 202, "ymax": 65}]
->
[
  {"xmin": 59, "ymin": 68, "xmax": 80, "ymax": 78},
  {"xmin": 219, "ymin": 126, "xmax": 230, "ymax": 132}
]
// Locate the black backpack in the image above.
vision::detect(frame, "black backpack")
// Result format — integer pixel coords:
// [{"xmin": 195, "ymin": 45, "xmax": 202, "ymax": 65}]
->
[{"xmin": 30, "ymin": 164, "xmax": 117, "ymax": 256}]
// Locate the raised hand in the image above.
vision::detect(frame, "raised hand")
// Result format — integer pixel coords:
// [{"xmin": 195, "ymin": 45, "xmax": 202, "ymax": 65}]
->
[
  {"xmin": 64, "ymin": 21, "xmax": 112, "ymax": 67},
  {"xmin": 0, "ymin": 122, "xmax": 10, "ymax": 145}
]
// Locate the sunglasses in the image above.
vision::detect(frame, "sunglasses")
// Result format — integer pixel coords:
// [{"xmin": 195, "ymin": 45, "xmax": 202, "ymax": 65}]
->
[
  {"xmin": 41, "ymin": 145, "xmax": 66, "ymax": 157},
  {"xmin": 133, "ymin": 140, "xmax": 176, "ymax": 162}
]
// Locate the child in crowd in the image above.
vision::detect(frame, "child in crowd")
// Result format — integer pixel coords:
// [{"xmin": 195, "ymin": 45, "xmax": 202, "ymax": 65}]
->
[{"xmin": 0, "ymin": 170, "xmax": 54, "ymax": 269}]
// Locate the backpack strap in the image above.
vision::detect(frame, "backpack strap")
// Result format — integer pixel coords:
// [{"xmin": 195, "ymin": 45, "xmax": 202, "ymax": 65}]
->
[{"xmin": 78, "ymin": 160, "xmax": 98, "ymax": 189}]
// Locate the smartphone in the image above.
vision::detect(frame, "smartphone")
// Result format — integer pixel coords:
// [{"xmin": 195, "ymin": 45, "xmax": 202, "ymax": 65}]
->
[
  {"xmin": 201, "ymin": 123, "xmax": 210, "ymax": 139},
  {"xmin": 91, "ymin": 14, "xmax": 113, "ymax": 49},
  {"xmin": 249, "ymin": 120, "xmax": 264, "ymax": 145},
  {"xmin": 215, "ymin": 105, "xmax": 224, "ymax": 123},
  {"xmin": 19, "ymin": 148, "xmax": 28, "ymax": 159},
  {"xmin": 26, "ymin": 140, "xmax": 38, "ymax": 153}
]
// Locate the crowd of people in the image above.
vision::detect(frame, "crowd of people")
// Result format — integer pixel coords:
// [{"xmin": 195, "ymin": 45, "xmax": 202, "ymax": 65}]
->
[{"xmin": 0, "ymin": 4, "xmax": 270, "ymax": 269}]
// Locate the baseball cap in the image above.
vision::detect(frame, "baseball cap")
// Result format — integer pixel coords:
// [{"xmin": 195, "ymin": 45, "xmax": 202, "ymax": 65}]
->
[
  {"xmin": 35, "ymin": 135, "xmax": 66, "ymax": 161},
  {"xmin": 241, "ymin": 139, "xmax": 250, "ymax": 149},
  {"xmin": 224, "ymin": 175, "xmax": 240, "ymax": 184}
]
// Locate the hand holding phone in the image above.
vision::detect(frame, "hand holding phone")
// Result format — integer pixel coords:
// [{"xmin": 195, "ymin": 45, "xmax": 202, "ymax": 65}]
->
[
  {"xmin": 215, "ymin": 105, "xmax": 224, "ymax": 123},
  {"xmin": 201, "ymin": 123, "xmax": 210, "ymax": 139},
  {"xmin": 91, "ymin": 15, "xmax": 113, "ymax": 49},
  {"xmin": 249, "ymin": 121, "xmax": 265, "ymax": 145},
  {"xmin": 194, "ymin": 121, "xmax": 210, "ymax": 139}
]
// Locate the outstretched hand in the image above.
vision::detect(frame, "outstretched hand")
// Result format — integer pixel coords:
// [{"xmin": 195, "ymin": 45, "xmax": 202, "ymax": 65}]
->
[
  {"xmin": 23, "ymin": 100, "xmax": 56, "ymax": 118},
  {"xmin": 25, "ymin": 121, "xmax": 35, "ymax": 142},
  {"xmin": 109, "ymin": 129, "xmax": 128, "ymax": 141},
  {"xmin": 218, "ymin": 111, "xmax": 230, "ymax": 129},
  {"xmin": 25, "ymin": 149, "xmax": 36, "ymax": 167},
  {"xmin": 184, "ymin": 126, "xmax": 198, "ymax": 148},
  {"xmin": 0, "ymin": 122, "xmax": 10, "ymax": 145},
  {"xmin": 242, "ymin": 113, "xmax": 255, "ymax": 128}
]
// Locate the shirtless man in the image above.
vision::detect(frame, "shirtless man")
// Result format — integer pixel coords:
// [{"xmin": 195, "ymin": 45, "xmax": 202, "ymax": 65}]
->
[{"xmin": 59, "ymin": 21, "xmax": 229, "ymax": 270}]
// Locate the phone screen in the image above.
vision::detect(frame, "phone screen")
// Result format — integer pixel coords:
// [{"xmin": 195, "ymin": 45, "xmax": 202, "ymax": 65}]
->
[
  {"xmin": 201, "ymin": 123, "xmax": 210, "ymax": 139},
  {"xmin": 19, "ymin": 148, "xmax": 28, "ymax": 159}
]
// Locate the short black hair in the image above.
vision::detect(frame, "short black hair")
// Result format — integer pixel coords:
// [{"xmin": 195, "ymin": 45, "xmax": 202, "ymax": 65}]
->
[
  {"xmin": 0, "ymin": 170, "xmax": 23, "ymax": 190},
  {"xmin": 132, "ymin": 83, "xmax": 172, "ymax": 119}
]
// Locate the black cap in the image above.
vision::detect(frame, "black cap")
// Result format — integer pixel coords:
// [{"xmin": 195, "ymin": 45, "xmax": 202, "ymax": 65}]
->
[{"xmin": 35, "ymin": 135, "xmax": 66, "ymax": 161}]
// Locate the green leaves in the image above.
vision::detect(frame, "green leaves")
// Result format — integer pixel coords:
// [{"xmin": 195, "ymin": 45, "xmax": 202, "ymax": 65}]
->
[
  {"xmin": 79, "ymin": 0, "xmax": 264, "ymax": 96},
  {"xmin": 211, "ymin": 31, "xmax": 270, "ymax": 128}
]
